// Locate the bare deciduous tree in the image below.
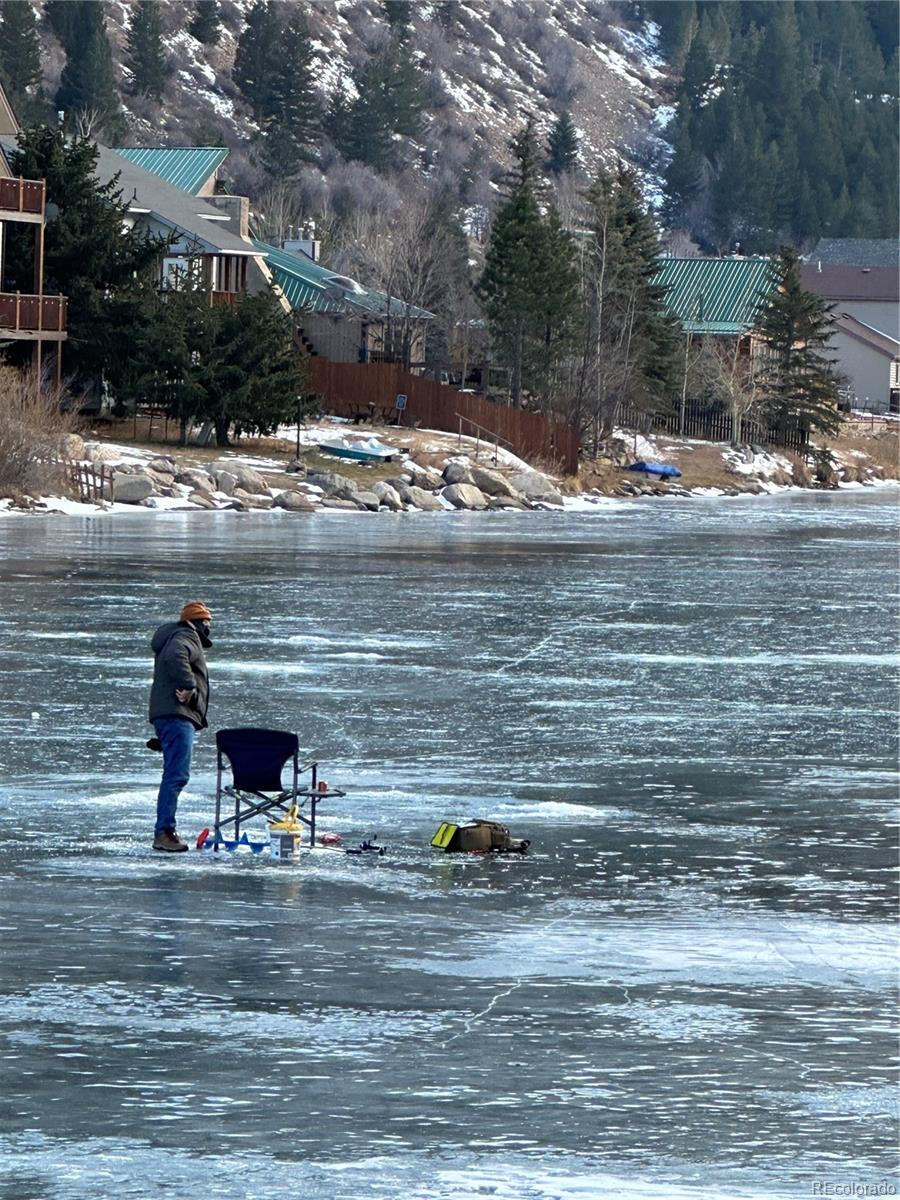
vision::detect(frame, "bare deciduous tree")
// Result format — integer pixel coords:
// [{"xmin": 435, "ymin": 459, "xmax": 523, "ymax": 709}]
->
[{"xmin": 688, "ymin": 336, "xmax": 764, "ymax": 445}]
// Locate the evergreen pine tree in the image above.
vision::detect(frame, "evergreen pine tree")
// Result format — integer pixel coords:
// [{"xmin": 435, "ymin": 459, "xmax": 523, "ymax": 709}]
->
[
  {"xmin": 55, "ymin": 1, "xmax": 124, "ymax": 139},
  {"xmin": 6, "ymin": 127, "xmax": 163, "ymax": 381},
  {"xmin": 126, "ymin": 0, "xmax": 169, "ymax": 101},
  {"xmin": 46, "ymin": 0, "xmax": 80, "ymax": 54},
  {"xmin": 333, "ymin": 40, "xmax": 422, "ymax": 169},
  {"xmin": 662, "ymin": 107, "xmax": 703, "ymax": 227},
  {"xmin": 383, "ymin": 0, "xmax": 411, "ymax": 37},
  {"xmin": 188, "ymin": 0, "xmax": 221, "ymax": 46},
  {"xmin": 681, "ymin": 34, "xmax": 716, "ymax": 112},
  {"xmin": 755, "ymin": 246, "xmax": 842, "ymax": 438},
  {"xmin": 749, "ymin": 2, "xmax": 800, "ymax": 139},
  {"xmin": 479, "ymin": 121, "xmax": 580, "ymax": 407},
  {"xmin": 233, "ymin": 0, "xmax": 280, "ymax": 124},
  {"xmin": 0, "ymin": 1, "xmax": 44, "ymax": 123},
  {"xmin": 546, "ymin": 111, "xmax": 578, "ymax": 176},
  {"xmin": 262, "ymin": 8, "xmax": 320, "ymax": 174},
  {"xmin": 195, "ymin": 291, "xmax": 309, "ymax": 446}
]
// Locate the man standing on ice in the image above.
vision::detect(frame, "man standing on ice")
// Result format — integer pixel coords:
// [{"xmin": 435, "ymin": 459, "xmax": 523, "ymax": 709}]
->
[{"xmin": 148, "ymin": 601, "xmax": 213, "ymax": 852}]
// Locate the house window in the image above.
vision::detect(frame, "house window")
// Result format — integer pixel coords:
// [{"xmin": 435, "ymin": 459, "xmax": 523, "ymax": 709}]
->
[{"xmin": 161, "ymin": 256, "xmax": 203, "ymax": 291}]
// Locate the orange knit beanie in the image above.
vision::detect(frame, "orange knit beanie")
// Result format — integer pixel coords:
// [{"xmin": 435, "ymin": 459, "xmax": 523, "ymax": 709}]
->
[{"xmin": 180, "ymin": 601, "xmax": 212, "ymax": 623}]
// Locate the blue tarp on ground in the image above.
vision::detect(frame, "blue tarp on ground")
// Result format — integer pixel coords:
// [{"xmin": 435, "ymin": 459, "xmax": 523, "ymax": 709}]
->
[{"xmin": 627, "ymin": 461, "xmax": 682, "ymax": 478}]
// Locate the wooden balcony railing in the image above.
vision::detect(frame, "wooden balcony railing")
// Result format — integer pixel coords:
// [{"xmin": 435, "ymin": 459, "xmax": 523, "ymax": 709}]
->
[
  {"xmin": 210, "ymin": 290, "xmax": 239, "ymax": 308},
  {"xmin": 0, "ymin": 176, "xmax": 45, "ymax": 216},
  {"xmin": 0, "ymin": 292, "xmax": 67, "ymax": 334}
]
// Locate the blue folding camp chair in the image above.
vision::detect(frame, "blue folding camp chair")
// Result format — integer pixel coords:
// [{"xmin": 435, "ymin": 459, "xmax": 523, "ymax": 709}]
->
[{"xmin": 212, "ymin": 728, "xmax": 345, "ymax": 850}]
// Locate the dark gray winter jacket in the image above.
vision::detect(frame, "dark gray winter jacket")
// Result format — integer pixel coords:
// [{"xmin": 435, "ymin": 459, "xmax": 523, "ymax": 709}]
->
[{"xmin": 148, "ymin": 621, "xmax": 210, "ymax": 729}]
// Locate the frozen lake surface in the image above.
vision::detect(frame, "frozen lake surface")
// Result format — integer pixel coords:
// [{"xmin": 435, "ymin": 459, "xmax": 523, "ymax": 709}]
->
[{"xmin": 0, "ymin": 493, "xmax": 897, "ymax": 1200}]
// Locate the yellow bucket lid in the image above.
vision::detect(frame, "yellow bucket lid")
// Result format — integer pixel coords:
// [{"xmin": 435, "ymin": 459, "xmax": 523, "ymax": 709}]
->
[{"xmin": 270, "ymin": 805, "xmax": 303, "ymax": 833}]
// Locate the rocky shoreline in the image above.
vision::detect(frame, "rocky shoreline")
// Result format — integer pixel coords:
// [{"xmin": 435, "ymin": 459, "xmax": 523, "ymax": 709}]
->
[
  {"xmin": 115, "ymin": 451, "xmax": 568, "ymax": 513},
  {"xmin": 2, "ymin": 421, "xmax": 896, "ymax": 517}
]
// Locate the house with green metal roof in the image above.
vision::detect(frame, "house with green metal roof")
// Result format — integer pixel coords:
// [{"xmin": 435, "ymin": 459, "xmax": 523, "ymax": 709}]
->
[
  {"xmin": 254, "ymin": 237, "xmax": 433, "ymax": 364},
  {"xmin": 112, "ymin": 147, "xmax": 228, "ymax": 197},
  {"xmin": 109, "ymin": 145, "xmax": 433, "ymax": 364},
  {"xmin": 653, "ymin": 256, "xmax": 776, "ymax": 336}
]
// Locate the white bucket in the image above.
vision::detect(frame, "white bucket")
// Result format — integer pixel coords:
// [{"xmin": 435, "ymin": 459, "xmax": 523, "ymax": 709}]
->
[{"xmin": 270, "ymin": 830, "xmax": 302, "ymax": 862}]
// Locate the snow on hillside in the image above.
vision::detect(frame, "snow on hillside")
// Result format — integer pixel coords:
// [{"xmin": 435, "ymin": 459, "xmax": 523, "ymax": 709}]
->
[{"xmin": 38, "ymin": 0, "xmax": 673, "ymax": 202}]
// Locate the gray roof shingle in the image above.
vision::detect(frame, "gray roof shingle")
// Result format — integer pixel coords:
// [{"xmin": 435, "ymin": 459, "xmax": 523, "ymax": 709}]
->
[
  {"xmin": 809, "ymin": 238, "xmax": 900, "ymax": 268},
  {"xmin": 0, "ymin": 135, "xmax": 258, "ymax": 257}
]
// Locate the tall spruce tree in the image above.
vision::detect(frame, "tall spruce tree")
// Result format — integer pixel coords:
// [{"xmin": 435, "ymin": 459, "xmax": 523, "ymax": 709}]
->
[
  {"xmin": 755, "ymin": 246, "xmax": 842, "ymax": 437},
  {"xmin": 126, "ymin": 0, "xmax": 170, "ymax": 101},
  {"xmin": 188, "ymin": 0, "xmax": 221, "ymax": 46},
  {"xmin": 0, "ymin": 1, "xmax": 44, "ymax": 123},
  {"xmin": 383, "ymin": 0, "xmax": 411, "ymax": 36},
  {"xmin": 194, "ymin": 291, "xmax": 309, "ymax": 446},
  {"xmin": 233, "ymin": 0, "xmax": 280, "ymax": 124},
  {"xmin": 546, "ymin": 111, "xmax": 578, "ymax": 176},
  {"xmin": 46, "ymin": 0, "xmax": 80, "ymax": 54},
  {"xmin": 479, "ymin": 119, "xmax": 580, "ymax": 408},
  {"xmin": 55, "ymin": 1, "xmax": 124, "ymax": 139},
  {"xmin": 330, "ymin": 39, "xmax": 422, "ymax": 169},
  {"xmin": 262, "ymin": 8, "xmax": 320, "ymax": 175},
  {"xmin": 6, "ymin": 127, "xmax": 164, "ymax": 380}
]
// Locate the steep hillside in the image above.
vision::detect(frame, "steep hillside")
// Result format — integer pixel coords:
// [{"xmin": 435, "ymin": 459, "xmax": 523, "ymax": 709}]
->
[{"xmin": 30, "ymin": 1, "xmax": 673, "ymax": 201}]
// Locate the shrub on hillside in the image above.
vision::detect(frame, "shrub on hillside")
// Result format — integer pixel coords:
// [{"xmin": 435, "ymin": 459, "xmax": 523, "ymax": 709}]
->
[{"xmin": 0, "ymin": 367, "xmax": 80, "ymax": 499}]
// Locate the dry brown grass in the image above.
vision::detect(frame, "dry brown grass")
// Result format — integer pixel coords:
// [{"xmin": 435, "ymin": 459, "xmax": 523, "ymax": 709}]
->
[
  {"xmin": 0, "ymin": 367, "xmax": 82, "ymax": 500},
  {"xmin": 832, "ymin": 428, "xmax": 899, "ymax": 477},
  {"xmin": 782, "ymin": 451, "xmax": 812, "ymax": 486}
]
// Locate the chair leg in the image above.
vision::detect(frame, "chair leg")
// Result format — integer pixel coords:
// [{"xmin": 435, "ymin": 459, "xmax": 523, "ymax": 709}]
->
[{"xmin": 214, "ymin": 755, "xmax": 222, "ymax": 851}]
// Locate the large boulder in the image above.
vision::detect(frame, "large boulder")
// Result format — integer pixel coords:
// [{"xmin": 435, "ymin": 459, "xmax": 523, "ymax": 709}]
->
[
  {"xmin": 487, "ymin": 496, "xmax": 529, "ymax": 511},
  {"xmin": 320, "ymin": 497, "xmax": 361, "ymax": 511},
  {"xmin": 405, "ymin": 460, "xmax": 445, "ymax": 490},
  {"xmin": 442, "ymin": 458, "xmax": 475, "ymax": 486},
  {"xmin": 442, "ymin": 482, "xmax": 488, "ymax": 510},
  {"xmin": 146, "ymin": 465, "xmax": 175, "ymax": 489},
  {"xmin": 232, "ymin": 487, "xmax": 273, "ymax": 510},
  {"xmin": 273, "ymin": 490, "xmax": 317, "ymax": 512},
  {"xmin": 188, "ymin": 490, "xmax": 218, "ymax": 510},
  {"xmin": 148, "ymin": 455, "xmax": 177, "ymax": 474},
  {"xmin": 113, "ymin": 473, "xmax": 155, "ymax": 504},
  {"xmin": 59, "ymin": 433, "xmax": 85, "ymax": 461},
  {"xmin": 215, "ymin": 470, "xmax": 237, "ymax": 496},
  {"xmin": 508, "ymin": 470, "xmax": 564, "ymax": 506},
  {"xmin": 371, "ymin": 481, "xmax": 403, "ymax": 511},
  {"xmin": 176, "ymin": 468, "xmax": 216, "ymax": 495},
  {"xmin": 86, "ymin": 444, "xmax": 121, "ymax": 466},
  {"xmin": 306, "ymin": 469, "xmax": 359, "ymax": 501},
  {"xmin": 354, "ymin": 491, "xmax": 381, "ymax": 511},
  {"xmin": 231, "ymin": 465, "xmax": 270, "ymax": 495},
  {"xmin": 469, "ymin": 464, "xmax": 520, "ymax": 498},
  {"xmin": 396, "ymin": 483, "xmax": 444, "ymax": 511}
]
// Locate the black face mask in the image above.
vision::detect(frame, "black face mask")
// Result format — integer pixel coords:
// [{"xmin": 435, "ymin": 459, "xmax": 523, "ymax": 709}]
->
[{"xmin": 191, "ymin": 619, "xmax": 213, "ymax": 648}]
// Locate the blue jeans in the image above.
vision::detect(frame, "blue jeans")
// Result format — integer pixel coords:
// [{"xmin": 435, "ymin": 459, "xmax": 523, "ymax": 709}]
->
[{"xmin": 153, "ymin": 717, "xmax": 196, "ymax": 834}]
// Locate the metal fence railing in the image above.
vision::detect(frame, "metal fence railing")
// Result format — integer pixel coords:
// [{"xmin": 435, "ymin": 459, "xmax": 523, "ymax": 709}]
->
[{"xmin": 617, "ymin": 401, "xmax": 810, "ymax": 453}]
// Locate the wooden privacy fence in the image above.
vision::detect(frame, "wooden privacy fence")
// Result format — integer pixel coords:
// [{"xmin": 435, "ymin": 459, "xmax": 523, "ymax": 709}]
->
[
  {"xmin": 308, "ymin": 359, "xmax": 580, "ymax": 476},
  {"xmin": 618, "ymin": 400, "xmax": 810, "ymax": 453}
]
